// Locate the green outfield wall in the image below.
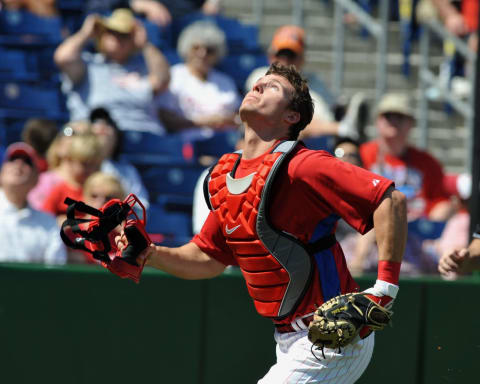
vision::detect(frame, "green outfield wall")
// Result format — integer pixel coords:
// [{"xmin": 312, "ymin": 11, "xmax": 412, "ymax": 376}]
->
[{"xmin": 0, "ymin": 263, "xmax": 478, "ymax": 384}]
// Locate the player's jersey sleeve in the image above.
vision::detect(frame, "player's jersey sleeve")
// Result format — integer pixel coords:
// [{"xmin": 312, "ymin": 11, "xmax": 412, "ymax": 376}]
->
[
  {"xmin": 293, "ymin": 149, "xmax": 394, "ymax": 234},
  {"xmin": 191, "ymin": 211, "xmax": 238, "ymax": 266}
]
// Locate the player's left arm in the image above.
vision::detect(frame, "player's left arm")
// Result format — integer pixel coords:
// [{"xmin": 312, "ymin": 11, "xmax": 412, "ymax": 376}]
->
[{"xmin": 364, "ymin": 186, "xmax": 407, "ymax": 308}]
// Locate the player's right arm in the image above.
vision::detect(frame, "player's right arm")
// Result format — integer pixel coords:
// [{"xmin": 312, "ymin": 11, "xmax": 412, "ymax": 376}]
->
[
  {"xmin": 438, "ymin": 237, "xmax": 480, "ymax": 278},
  {"xmin": 140, "ymin": 241, "xmax": 226, "ymax": 280}
]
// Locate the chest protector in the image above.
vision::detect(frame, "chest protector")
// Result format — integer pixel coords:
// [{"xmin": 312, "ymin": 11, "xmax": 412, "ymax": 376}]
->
[{"xmin": 205, "ymin": 141, "xmax": 316, "ymax": 319}]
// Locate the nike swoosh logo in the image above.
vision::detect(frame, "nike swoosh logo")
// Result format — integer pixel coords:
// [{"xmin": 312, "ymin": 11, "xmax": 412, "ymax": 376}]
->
[{"xmin": 225, "ymin": 224, "xmax": 241, "ymax": 235}]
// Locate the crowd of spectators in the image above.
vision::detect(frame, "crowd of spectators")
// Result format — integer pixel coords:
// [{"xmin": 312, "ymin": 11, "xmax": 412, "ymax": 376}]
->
[{"xmin": 0, "ymin": 0, "xmax": 477, "ymax": 279}]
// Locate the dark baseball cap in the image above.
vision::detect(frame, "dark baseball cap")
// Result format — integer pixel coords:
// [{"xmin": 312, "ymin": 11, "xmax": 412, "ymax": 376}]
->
[{"xmin": 4, "ymin": 142, "xmax": 41, "ymax": 170}]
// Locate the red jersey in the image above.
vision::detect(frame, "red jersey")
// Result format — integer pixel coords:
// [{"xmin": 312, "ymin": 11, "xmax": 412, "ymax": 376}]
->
[
  {"xmin": 42, "ymin": 181, "xmax": 83, "ymax": 217},
  {"xmin": 192, "ymin": 144, "xmax": 393, "ymax": 324},
  {"xmin": 360, "ymin": 141, "xmax": 449, "ymax": 220}
]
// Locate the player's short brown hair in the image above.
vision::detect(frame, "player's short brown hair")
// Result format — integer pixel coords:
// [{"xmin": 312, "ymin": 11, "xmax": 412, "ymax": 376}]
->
[{"xmin": 265, "ymin": 63, "xmax": 314, "ymax": 140}]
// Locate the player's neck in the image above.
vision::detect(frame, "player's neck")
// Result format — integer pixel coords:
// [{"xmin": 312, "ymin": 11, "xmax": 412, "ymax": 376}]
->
[
  {"xmin": 242, "ymin": 127, "xmax": 283, "ymax": 159},
  {"xmin": 242, "ymin": 123, "xmax": 290, "ymax": 159}
]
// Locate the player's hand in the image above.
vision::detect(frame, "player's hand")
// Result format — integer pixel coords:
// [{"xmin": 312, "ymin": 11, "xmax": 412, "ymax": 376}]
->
[
  {"xmin": 438, "ymin": 248, "xmax": 469, "ymax": 279},
  {"xmin": 114, "ymin": 232, "xmax": 153, "ymax": 266}
]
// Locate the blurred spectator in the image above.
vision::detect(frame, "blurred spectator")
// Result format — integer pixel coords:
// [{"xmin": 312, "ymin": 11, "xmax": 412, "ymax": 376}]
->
[
  {"xmin": 332, "ymin": 136, "xmax": 377, "ymax": 275},
  {"xmin": 360, "ymin": 92, "xmax": 454, "ymax": 274},
  {"xmin": 425, "ymin": 172, "xmax": 471, "ymax": 258},
  {"xmin": 360, "ymin": 92, "xmax": 453, "ymax": 221},
  {"xmin": 21, "ymin": 118, "xmax": 58, "ymax": 173},
  {"xmin": 68, "ymin": 171, "xmax": 126, "ymax": 264},
  {"xmin": 84, "ymin": 171, "xmax": 126, "ymax": 208},
  {"xmin": 84, "ymin": 0, "xmax": 221, "ymax": 26},
  {"xmin": 28, "ymin": 121, "xmax": 88, "ymax": 210},
  {"xmin": 0, "ymin": 142, "xmax": 66, "ymax": 264},
  {"xmin": 438, "ymin": 223, "xmax": 480, "ymax": 278},
  {"xmin": 429, "ymin": 0, "xmax": 478, "ymax": 99},
  {"xmin": 41, "ymin": 133, "xmax": 103, "ymax": 224},
  {"xmin": 157, "ymin": 20, "xmax": 241, "ymax": 137},
  {"xmin": 0, "ymin": 0, "xmax": 57, "ymax": 17},
  {"xmin": 89, "ymin": 107, "xmax": 150, "ymax": 209},
  {"xmin": 244, "ymin": 25, "xmax": 368, "ymax": 141},
  {"xmin": 54, "ymin": 9, "xmax": 170, "ymax": 134}
]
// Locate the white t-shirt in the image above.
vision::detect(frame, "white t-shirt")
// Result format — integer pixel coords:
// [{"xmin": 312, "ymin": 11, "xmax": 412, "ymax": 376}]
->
[
  {"xmin": 0, "ymin": 190, "xmax": 67, "ymax": 264},
  {"xmin": 157, "ymin": 63, "xmax": 241, "ymax": 124}
]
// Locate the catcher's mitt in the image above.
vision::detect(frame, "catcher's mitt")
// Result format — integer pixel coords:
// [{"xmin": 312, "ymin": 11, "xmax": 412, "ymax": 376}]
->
[{"xmin": 308, "ymin": 293, "xmax": 392, "ymax": 353}]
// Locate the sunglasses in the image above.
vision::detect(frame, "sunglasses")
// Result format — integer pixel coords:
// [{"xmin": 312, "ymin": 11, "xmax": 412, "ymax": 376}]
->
[{"xmin": 192, "ymin": 44, "xmax": 217, "ymax": 55}]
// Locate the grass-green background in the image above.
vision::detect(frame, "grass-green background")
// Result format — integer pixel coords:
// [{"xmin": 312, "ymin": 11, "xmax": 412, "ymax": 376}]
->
[{"xmin": 0, "ymin": 264, "xmax": 478, "ymax": 383}]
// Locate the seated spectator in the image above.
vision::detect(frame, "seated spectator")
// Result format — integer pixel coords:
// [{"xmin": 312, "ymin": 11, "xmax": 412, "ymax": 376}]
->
[
  {"xmin": 244, "ymin": 25, "xmax": 368, "ymax": 141},
  {"xmin": 360, "ymin": 92, "xmax": 454, "ymax": 274},
  {"xmin": 54, "ymin": 8, "xmax": 170, "ymax": 134},
  {"xmin": 0, "ymin": 142, "xmax": 66, "ymax": 264},
  {"xmin": 425, "ymin": 172, "xmax": 471, "ymax": 260},
  {"xmin": 41, "ymin": 133, "xmax": 103, "ymax": 224},
  {"xmin": 21, "ymin": 117, "xmax": 58, "ymax": 173},
  {"xmin": 68, "ymin": 171, "xmax": 126, "ymax": 264},
  {"xmin": 0, "ymin": 0, "xmax": 57, "ymax": 17},
  {"xmin": 28, "ymin": 121, "xmax": 88, "ymax": 210},
  {"xmin": 157, "ymin": 20, "xmax": 241, "ymax": 138},
  {"xmin": 89, "ymin": 107, "xmax": 150, "ymax": 209}
]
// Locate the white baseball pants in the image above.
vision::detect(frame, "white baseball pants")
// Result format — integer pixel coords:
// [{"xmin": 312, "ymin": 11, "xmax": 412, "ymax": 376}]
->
[{"xmin": 257, "ymin": 330, "xmax": 374, "ymax": 384}]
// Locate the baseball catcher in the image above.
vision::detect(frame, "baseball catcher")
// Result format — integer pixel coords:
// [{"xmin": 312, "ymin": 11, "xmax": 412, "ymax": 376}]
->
[{"xmin": 60, "ymin": 193, "xmax": 151, "ymax": 283}]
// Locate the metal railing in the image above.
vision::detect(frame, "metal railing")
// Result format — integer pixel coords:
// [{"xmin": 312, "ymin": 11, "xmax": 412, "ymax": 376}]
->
[
  {"xmin": 418, "ymin": 18, "xmax": 476, "ymax": 173},
  {"xmin": 333, "ymin": 0, "xmax": 390, "ymax": 105}
]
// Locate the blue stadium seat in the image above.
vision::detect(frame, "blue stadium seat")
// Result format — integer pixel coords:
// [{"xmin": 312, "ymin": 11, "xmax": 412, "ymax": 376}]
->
[
  {"xmin": 0, "ymin": 49, "xmax": 39, "ymax": 81},
  {"xmin": 170, "ymin": 13, "xmax": 263, "ymax": 54},
  {"xmin": 302, "ymin": 135, "xmax": 336, "ymax": 153},
  {"xmin": 140, "ymin": 161, "xmax": 205, "ymax": 200},
  {"xmin": 217, "ymin": 51, "xmax": 269, "ymax": 93},
  {"xmin": 0, "ymin": 82, "xmax": 68, "ymax": 119},
  {"xmin": 408, "ymin": 219, "xmax": 446, "ymax": 240},
  {"xmin": 120, "ymin": 131, "xmax": 192, "ymax": 166},
  {"xmin": 146, "ymin": 201, "xmax": 193, "ymax": 238},
  {"xmin": 191, "ymin": 130, "xmax": 238, "ymax": 159},
  {"xmin": 0, "ymin": 10, "xmax": 62, "ymax": 44}
]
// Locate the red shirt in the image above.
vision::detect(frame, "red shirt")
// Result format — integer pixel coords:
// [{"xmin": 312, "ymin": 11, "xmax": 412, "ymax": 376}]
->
[
  {"xmin": 42, "ymin": 181, "xmax": 83, "ymax": 217},
  {"xmin": 193, "ymin": 144, "xmax": 393, "ymax": 323},
  {"xmin": 462, "ymin": 0, "xmax": 478, "ymax": 32},
  {"xmin": 360, "ymin": 141, "xmax": 449, "ymax": 219}
]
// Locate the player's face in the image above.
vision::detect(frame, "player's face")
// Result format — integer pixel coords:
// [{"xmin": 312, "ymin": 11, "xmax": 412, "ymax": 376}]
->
[{"xmin": 240, "ymin": 74, "xmax": 297, "ymax": 126}]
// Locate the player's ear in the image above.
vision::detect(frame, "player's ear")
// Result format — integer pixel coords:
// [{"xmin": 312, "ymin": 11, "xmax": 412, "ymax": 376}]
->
[{"xmin": 284, "ymin": 110, "xmax": 300, "ymax": 125}]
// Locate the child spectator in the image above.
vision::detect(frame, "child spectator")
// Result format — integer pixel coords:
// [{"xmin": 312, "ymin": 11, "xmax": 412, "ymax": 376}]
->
[{"xmin": 41, "ymin": 133, "xmax": 103, "ymax": 224}]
